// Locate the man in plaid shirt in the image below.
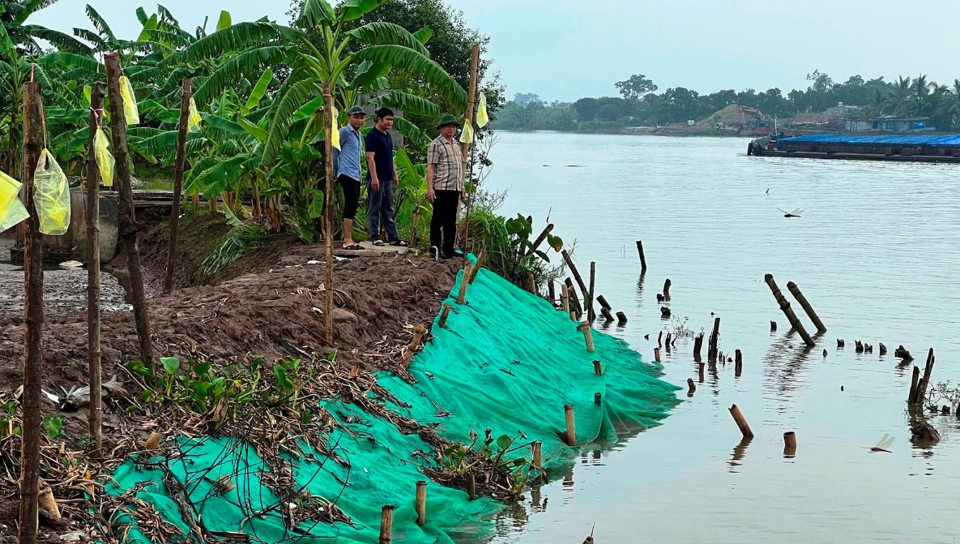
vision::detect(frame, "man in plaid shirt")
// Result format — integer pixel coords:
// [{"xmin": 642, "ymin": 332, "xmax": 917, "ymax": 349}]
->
[{"xmin": 426, "ymin": 114, "xmax": 464, "ymax": 259}]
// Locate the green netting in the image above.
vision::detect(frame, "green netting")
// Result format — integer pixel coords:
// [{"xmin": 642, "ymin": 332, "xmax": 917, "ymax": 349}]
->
[{"xmin": 103, "ymin": 258, "xmax": 679, "ymax": 543}]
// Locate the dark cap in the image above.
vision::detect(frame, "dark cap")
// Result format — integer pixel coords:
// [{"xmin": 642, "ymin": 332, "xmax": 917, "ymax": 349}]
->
[{"xmin": 347, "ymin": 106, "xmax": 367, "ymax": 116}]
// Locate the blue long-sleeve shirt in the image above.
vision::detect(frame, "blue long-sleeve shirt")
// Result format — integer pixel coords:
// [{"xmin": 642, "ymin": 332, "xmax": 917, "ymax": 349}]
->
[{"xmin": 333, "ymin": 125, "xmax": 363, "ymax": 181}]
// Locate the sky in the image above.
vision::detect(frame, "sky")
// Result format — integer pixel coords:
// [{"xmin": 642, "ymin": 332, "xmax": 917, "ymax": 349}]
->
[{"xmin": 29, "ymin": 0, "xmax": 960, "ymax": 103}]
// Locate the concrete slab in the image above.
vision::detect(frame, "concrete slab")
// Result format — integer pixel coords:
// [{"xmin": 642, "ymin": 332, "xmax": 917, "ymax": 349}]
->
[{"xmin": 332, "ymin": 240, "xmax": 411, "ymax": 258}]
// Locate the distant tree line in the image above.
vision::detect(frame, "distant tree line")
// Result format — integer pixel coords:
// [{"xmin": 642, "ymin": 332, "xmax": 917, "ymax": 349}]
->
[{"xmin": 493, "ymin": 71, "xmax": 960, "ymax": 132}]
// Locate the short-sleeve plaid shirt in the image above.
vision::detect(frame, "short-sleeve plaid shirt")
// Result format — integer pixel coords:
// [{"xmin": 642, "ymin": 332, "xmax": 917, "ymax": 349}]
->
[{"xmin": 427, "ymin": 136, "xmax": 464, "ymax": 192}]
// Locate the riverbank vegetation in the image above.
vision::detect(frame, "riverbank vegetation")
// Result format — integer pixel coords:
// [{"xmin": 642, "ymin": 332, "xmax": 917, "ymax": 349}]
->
[{"xmin": 495, "ymin": 70, "xmax": 960, "ymax": 132}]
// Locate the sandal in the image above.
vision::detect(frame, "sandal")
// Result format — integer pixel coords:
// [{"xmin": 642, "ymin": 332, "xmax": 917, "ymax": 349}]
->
[
  {"xmin": 372, "ymin": 240, "xmax": 385, "ymax": 246},
  {"xmin": 389, "ymin": 240, "xmax": 410, "ymax": 247},
  {"xmin": 342, "ymin": 244, "xmax": 363, "ymax": 250}
]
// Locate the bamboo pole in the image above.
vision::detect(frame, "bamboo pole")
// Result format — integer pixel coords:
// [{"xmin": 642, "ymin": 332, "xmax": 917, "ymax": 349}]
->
[
  {"xmin": 565, "ymin": 278, "xmax": 582, "ymax": 317},
  {"xmin": 164, "ymin": 78, "xmax": 191, "ymax": 293},
  {"xmin": 908, "ymin": 365, "xmax": 920, "ymax": 404},
  {"xmin": 654, "ymin": 347, "xmax": 661, "ymax": 362},
  {"xmin": 548, "ymin": 280, "xmax": 556, "ymax": 304},
  {"xmin": 596, "ymin": 295, "xmax": 612, "ymax": 311},
  {"xmin": 531, "ymin": 441, "xmax": 543, "ymax": 470},
  {"xmin": 439, "ymin": 304, "xmax": 452, "ymax": 328},
  {"xmin": 19, "ymin": 79, "xmax": 44, "ymax": 544},
  {"xmin": 729, "ymin": 404, "xmax": 754, "ymax": 438},
  {"xmin": 415, "ymin": 481, "xmax": 427, "ymax": 526},
  {"xmin": 786, "ymin": 281, "xmax": 827, "ymax": 333},
  {"xmin": 86, "ymin": 83, "xmax": 104, "ymax": 456},
  {"xmin": 600, "ymin": 307, "xmax": 614, "ymax": 321},
  {"xmin": 527, "ymin": 271, "xmax": 536, "ymax": 294},
  {"xmin": 561, "ymin": 250, "xmax": 589, "ymax": 304},
  {"xmin": 322, "ymin": 81, "xmax": 335, "ymax": 345},
  {"xmin": 459, "ymin": 45, "xmax": 480, "ymax": 252},
  {"xmin": 579, "ymin": 322, "xmax": 595, "ymax": 353},
  {"xmin": 561, "ymin": 285, "xmax": 570, "ymax": 316},
  {"xmin": 104, "ymin": 52, "xmax": 154, "ymax": 371},
  {"xmin": 635, "ymin": 240, "xmax": 647, "ymax": 271},
  {"xmin": 524, "ymin": 223, "xmax": 554, "ymax": 258},
  {"xmin": 783, "ymin": 431, "xmax": 797, "ymax": 456},
  {"xmin": 468, "ymin": 248, "xmax": 486, "ymax": 283},
  {"xmin": 378, "ymin": 505, "xmax": 394, "ymax": 544},
  {"xmin": 587, "ymin": 261, "xmax": 596, "ymax": 322},
  {"xmin": 592, "ymin": 360, "xmax": 603, "ymax": 375},
  {"xmin": 467, "ymin": 473, "xmax": 476, "ymax": 500},
  {"xmin": 401, "ymin": 324, "xmax": 428, "ymax": 370},
  {"xmin": 564, "ymin": 404, "xmax": 577, "ymax": 446},
  {"xmin": 764, "ymin": 274, "xmax": 814, "ymax": 347},
  {"xmin": 457, "ymin": 262, "xmax": 473, "ymax": 304}
]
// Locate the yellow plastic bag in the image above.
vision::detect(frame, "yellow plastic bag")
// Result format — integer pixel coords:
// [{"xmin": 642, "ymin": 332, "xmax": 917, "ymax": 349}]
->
[
  {"xmin": 0, "ymin": 171, "xmax": 29, "ymax": 233},
  {"xmin": 330, "ymin": 106, "xmax": 340, "ymax": 150},
  {"xmin": 187, "ymin": 97, "xmax": 202, "ymax": 133},
  {"xmin": 94, "ymin": 127, "xmax": 115, "ymax": 188},
  {"xmin": 476, "ymin": 93, "xmax": 489, "ymax": 128},
  {"xmin": 119, "ymin": 75, "xmax": 140, "ymax": 125},
  {"xmin": 34, "ymin": 149, "xmax": 71, "ymax": 235},
  {"xmin": 459, "ymin": 121, "xmax": 475, "ymax": 144}
]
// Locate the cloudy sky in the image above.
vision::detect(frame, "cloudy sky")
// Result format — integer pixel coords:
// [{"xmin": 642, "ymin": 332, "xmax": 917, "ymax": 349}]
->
[{"xmin": 30, "ymin": 0, "xmax": 960, "ymax": 102}]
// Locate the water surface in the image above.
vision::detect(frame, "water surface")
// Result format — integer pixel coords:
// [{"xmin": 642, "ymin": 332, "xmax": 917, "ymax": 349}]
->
[{"xmin": 484, "ymin": 133, "xmax": 960, "ymax": 544}]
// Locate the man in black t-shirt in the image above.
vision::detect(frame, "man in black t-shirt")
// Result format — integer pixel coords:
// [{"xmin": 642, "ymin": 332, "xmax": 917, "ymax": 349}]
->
[{"xmin": 364, "ymin": 108, "xmax": 408, "ymax": 246}]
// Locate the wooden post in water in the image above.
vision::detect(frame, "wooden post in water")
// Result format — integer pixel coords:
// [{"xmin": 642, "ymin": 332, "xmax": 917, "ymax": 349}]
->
[
  {"xmin": 693, "ymin": 333, "xmax": 704, "ymax": 362},
  {"xmin": 729, "ymin": 404, "xmax": 754, "ymax": 438},
  {"xmin": 687, "ymin": 378, "xmax": 696, "ymax": 396},
  {"xmin": 635, "ymin": 240, "xmax": 647, "ymax": 272},
  {"xmin": 735, "ymin": 349, "xmax": 743, "ymax": 376},
  {"xmin": 783, "ymin": 431, "xmax": 797, "ymax": 456},
  {"xmin": 662, "ymin": 278, "xmax": 671, "ymax": 301},
  {"xmin": 164, "ymin": 78, "xmax": 192, "ymax": 293},
  {"xmin": 653, "ymin": 347, "xmax": 661, "ymax": 363},
  {"xmin": 786, "ymin": 281, "xmax": 827, "ymax": 333},
  {"xmin": 415, "ymin": 481, "xmax": 427, "ymax": 526},
  {"xmin": 908, "ymin": 365, "xmax": 920, "ymax": 404},
  {"xmin": 764, "ymin": 274, "xmax": 814, "ymax": 347},
  {"xmin": 104, "ymin": 52, "xmax": 154, "ymax": 371},
  {"xmin": 698, "ymin": 362, "xmax": 705, "ymax": 383},
  {"xmin": 730, "ymin": 404, "xmax": 753, "ymax": 438},
  {"xmin": 564, "ymin": 404, "xmax": 577, "ymax": 446},
  {"xmin": 597, "ymin": 295, "xmax": 612, "ymax": 312},
  {"xmin": 378, "ymin": 505, "xmax": 394, "ymax": 543},
  {"xmin": 616, "ymin": 311, "xmax": 628, "ymax": 325},
  {"xmin": 457, "ymin": 262, "xmax": 473, "ymax": 304},
  {"xmin": 19, "ymin": 80, "xmax": 44, "ymax": 544},
  {"xmin": 914, "ymin": 348, "xmax": 935, "ymax": 404},
  {"xmin": 86, "ymin": 83, "xmax": 104, "ymax": 457},
  {"xmin": 439, "ymin": 304, "xmax": 452, "ymax": 328},
  {"xmin": 601, "ymin": 307, "xmax": 614, "ymax": 321},
  {"xmin": 587, "ymin": 261, "xmax": 596, "ymax": 322},
  {"xmin": 708, "ymin": 317, "xmax": 721, "ymax": 362}
]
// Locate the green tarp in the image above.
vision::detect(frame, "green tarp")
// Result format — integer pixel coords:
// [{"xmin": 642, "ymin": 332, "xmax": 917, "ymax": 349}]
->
[{"xmin": 105, "ymin": 259, "xmax": 679, "ymax": 543}]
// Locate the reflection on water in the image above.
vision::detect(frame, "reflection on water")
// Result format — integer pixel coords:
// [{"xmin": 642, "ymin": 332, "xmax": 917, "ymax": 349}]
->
[{"xmin": 487, "ymin": 133, "xmax": 960, "ymax": 544}]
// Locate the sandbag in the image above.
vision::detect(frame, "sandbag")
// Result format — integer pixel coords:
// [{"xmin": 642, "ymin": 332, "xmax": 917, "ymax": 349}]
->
[
  {"xmin": 0, "ymin": 171, "xmax": 29, "ymax": 233},
  {"xmin": 94, "ymin": 127, "xmax": 115, "ymax": 187},
  {"xmin": 119, "ymin": 75, "xmax": 140, "ymax": 125},
  {"xmin": 34, "ymin": 149, "xmax": 71, "ymax": 235}
]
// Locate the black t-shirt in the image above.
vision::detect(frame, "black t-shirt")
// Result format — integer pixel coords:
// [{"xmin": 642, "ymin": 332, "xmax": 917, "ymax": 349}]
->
[{"xmin": 365, "ymin": 128, "xmax": 395, "ymax": 183}]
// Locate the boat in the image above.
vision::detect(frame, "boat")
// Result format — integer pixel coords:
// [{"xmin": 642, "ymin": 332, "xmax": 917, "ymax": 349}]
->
[{"xmin": 747, "ymin": 133, "xmax": 960, "ymax": 163}]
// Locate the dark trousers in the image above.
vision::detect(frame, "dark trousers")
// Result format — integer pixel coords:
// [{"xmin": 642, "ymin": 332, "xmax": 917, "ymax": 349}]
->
[
  {"xmin": 338, "ymin": 175, "xmax": 360, "ymax": 219},
  {"xmin": 367, "ymin": 180, "xmax": 399, "ymax": 242},
  {"xmin": 430, "ymin": 190, "xmax": 460, "ymax": 255}
]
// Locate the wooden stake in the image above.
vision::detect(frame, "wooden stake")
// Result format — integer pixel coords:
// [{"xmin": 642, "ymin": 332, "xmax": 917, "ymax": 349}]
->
[
  {"xmin": 729, "ymin": 404, "xmax": 754, "ymax": 438},
  {"xmin": 587, "ymin": 261, "xmax": 596, "ymax": 322},
  {"xmin": 378, "ymin": 505, "xmax": 394, "ymax": 544},
  {"xmin": 37, "ymin": 485, "xmax": 60, "ymax": 520},
  {"xmin": 459, "ymin": 44, "xmax": 480, "ymax": 251},
  {"xmin": 601, "ymin": 307, "xmax": 614, "ymax": 321},
  {"xmin": 19, "ymin": 80, "xmax": 44, "ymax": 544},
  {"xmin": 914, "ymin": 348, "xmax": 935, "ymax": 404},
  {"xmin": 527, "ymin": 271, "xmax": 536, "ymax": 294},
  {"xmin": 686, "ymin": 378, "xmax": 696, "ymax": 396},
  {"xmin": 708, "ymin": 317, "xmax": 721, "ymax": 361},
  {"xmin": 594, "ymin": 392, "xmax": 602, "ymax": 405},
  {"xmin": 561, "ymin": 250, "xmax": 589, "ymax": 305},
  {"xmin": 415, "ymin": 481, "xmax": 427, "ymax": 526},
  {"xmin": 523, "ymin": 223, "xmax": 555, "ymax": 259},
  {"xmin": 698, "ymin": 362, "xmax": 705, "ymax": 383},
  {"xmin": 592, "ymin": 360, "xmax": 603, "ymax": 375},
  {"xmin": 467, "ymin": 473, "xmax": 477, "ymax": 500},
  {"xmin": 662, "ymin": 278, "xmax": 671, "ymax": 301},
  {"xmin": 164, "ymin": 78, "xmax": 191, "ymax": 293},
  {"xmin": 565, "ymin": 278, "xmax": 582, "ymax": 317},
  {"xmin": 401, "ymin": 324, "xmax": 428, "ymax": 370},
  {"xmin": 734, "ymin": 349, "xmax": 742, "ymax": 377},
  {"xmin": 86, "ymin": 83, "xmax": 104, "ymax": 456},
  {"xmin": 564, "ymin": 404, "xmax": 577, "ymax": 446},
  {"xmin": 786, "ymin": 281, "xmax": 827, "ymax": 334},
  {"xmin": 665, "ymin": 332, "xmax": 672, "ymax": 352},
  {"xmin": 596, "ymin": 295, "xmax": 612, "ymax": 311},
  {"xmin": 322, "ymin": 81, "xmax": 335, "ymax": 345},
  {"xmin": 105, "ymin": 52, "xmax": 154, "ymax": 371},
  {"xmin": 635, "ymin": 240, "xmax": 647, "ymax": 272},
  {"xmin": 561, "ymin": 285, "xmax": 570, "ymax": 316},
  {"xmin": 908, "ymin": 365, "xmax": 920, "ymax": 404},
  {"xmin": 764, "ymin": 274, "xmax": 814, "ymax": 347},
  {"xmin": 531, "ymin": 441, "xmax": 543, "ymax": 470},
  {"xmin": 439, "ymin": 304, "xmax": 452, "ymax": 328},
  {"xmin": 693, "ymin": 333, "xmax": 704, "ymax": 362},
  {"xmin": 457, "ymin": 263, "xmax": 473, "ymax": 304},
  {"xmin": 579, "ymin": 322, "xmax": 595, "ymax": 353},
  {"xmin": 616, "ymin": 311, "xmax": 627, "ymax": 325},
  {"xmin": 548, "ymin": 280, "xmax": 556, "ymax": 303},
  {"xmin": 654, "ymin": 347, "xmax": 661, "ymax": 362}
]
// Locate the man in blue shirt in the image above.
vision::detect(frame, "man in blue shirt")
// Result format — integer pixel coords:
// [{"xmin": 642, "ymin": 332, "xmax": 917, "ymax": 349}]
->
[
  {"xmin": 364, "ymin": 108, "xmax": 408, "ymax": 246},
  {"xmin": 333, "ymin": 106, "xmax": 366, "ymax": 250}
]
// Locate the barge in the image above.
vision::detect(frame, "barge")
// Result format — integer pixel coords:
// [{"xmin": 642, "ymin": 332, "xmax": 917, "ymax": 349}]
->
[{"xmin": 747, "ymin": 134, "xmax": 960, "ymax": 163}]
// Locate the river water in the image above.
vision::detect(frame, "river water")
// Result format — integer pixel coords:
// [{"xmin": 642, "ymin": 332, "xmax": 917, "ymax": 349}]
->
[{"xmin": 484, "ymin": 133, "xmax": 960, "ymax": 544}]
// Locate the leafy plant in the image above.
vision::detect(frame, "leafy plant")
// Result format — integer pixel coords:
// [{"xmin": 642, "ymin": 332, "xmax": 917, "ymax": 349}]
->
[{"xmin": 41, "ymin": 415, "xmax": 64, "ymax": 439}]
